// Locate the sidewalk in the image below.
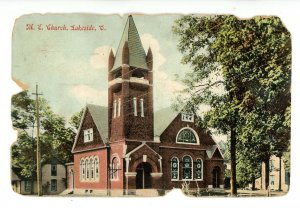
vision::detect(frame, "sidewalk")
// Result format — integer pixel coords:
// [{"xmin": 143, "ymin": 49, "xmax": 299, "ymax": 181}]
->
[{"xmin": 225, "ymin": 189, "xmax": 288, "ymax": 197}]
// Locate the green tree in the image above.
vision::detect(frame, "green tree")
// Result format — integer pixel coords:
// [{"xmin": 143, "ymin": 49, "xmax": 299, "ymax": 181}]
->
[
  {"xmin": 11, "ymin": 91, "xmax": 75, "ymax": 192},
  {"xmin": 173, "ymin": 15, "xmax": 291, "ymax": 195},
  {"xmin": 39, "ymin": 99, "xmax": 75, "ymax": 163},
  {"xmin": 235, "ymin": 139, "xmax": 261, "ymax": 190},
  {"xmin": 69, "ymin": 108, "xmax": 84, "ymax": 131},
  {"xmin": 11, "ymin": 90, "xmax": 35, "ymax": 132}
]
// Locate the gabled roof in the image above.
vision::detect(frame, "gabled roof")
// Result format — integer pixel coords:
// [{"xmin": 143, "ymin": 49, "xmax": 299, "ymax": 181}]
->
[
  {"xmin": 206, "ymin": 145, "xmax": 224, "ymax": 159},
  {"xmin": 86, "ymin": 104, "xmax": 108, "ymax": 143},
  {"xmin": 154, "ymin": 107, "xmax": 180, "ymax": 137},
  {"xmin": 112, "ymin": 15, "xmax": 148, "ymax": 71},
  {"xmin": 125, "ymin": 142, "xmax": 162, "ymax": 159},
  {"xmin": 72, "ymin": 104, "xmax": 108, "ymax": 153}
]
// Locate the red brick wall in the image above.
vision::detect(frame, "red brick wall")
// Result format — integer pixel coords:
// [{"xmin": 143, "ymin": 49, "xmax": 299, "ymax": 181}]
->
[
  {"xmin": 110, "ymin": 90, "xmax": 124, "ymax": 142},
  {"xmin": 73, "ymin": 149, "xmax": 108, "ymax": 190},
  {"xmin": 109, "ymin": 141, "xmax": 125, "ymax": 189},
  {"xmin": 158, "ymin": 113, "xmax": 224, "ymax": 189},
  {"xmin": 108, "ymin": 63, "xmax": 154, "ymax": 143}
]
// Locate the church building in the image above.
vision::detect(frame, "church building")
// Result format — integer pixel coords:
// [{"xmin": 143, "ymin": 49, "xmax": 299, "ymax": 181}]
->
[{"xmin": 68, "ymin": 15, "xmax": 224, "ymax": 196}]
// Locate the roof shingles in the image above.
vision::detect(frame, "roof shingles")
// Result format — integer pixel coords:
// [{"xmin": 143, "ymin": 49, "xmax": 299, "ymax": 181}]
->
[{"xmin": 112, "ymin": 15, "xmax": 148, "ymax": 71}]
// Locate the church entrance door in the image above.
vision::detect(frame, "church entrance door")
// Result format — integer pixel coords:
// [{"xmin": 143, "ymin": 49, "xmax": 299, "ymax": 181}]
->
[
  {"xmin": 212, "ymin": 166, "xmax": 221, "ymax": 188},
  {"xmin": 136, "ymin": 162, "xmax": 152, "ymax": 189}
]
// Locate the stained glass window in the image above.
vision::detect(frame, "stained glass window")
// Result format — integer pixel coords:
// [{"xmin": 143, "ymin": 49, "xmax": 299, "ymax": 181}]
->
[
  {"xmin": 195, "ymin": 159, "xmax": 203, "ymax": 180},
  {"xmin": 86, "ymin": 159, "xmax": 89, "ymax": 179},
  {"xmin": 182, "ymin": 155, "xmax": 192, "ymax": 180},
  {"xmin": 171, "ymin": 157, "xmax": 179, "ymax": 180},
  {"xmin": 177, "ymin": 129, "xmax": 197, "ymax": 144},
  {"xmin": 90, "ymin": 158, "xmax": 94, "ymax": 179},
  {"xmin": 80, "ymin": 159, "xmax": 85, "ymax": 180},
  {"xmin": 95, "ymin": 158, "xmax": 99, "ymax": 178}
]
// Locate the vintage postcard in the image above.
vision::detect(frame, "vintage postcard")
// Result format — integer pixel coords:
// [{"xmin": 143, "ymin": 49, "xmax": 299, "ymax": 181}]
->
[{"xmin": 11, "ymin": 13, "xmax": 291, "ymax": 197}]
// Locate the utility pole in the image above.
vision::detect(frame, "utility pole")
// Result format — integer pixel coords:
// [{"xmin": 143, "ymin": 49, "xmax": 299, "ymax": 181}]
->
[{"xmin": 33, "ymin": 83, "xmax": 43, "ymax": 196}]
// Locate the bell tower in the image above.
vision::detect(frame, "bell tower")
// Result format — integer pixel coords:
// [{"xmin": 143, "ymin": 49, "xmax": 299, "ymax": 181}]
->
[{"xmin": 108, "ymin": 15, "xmax": 154, "ymax": 142}]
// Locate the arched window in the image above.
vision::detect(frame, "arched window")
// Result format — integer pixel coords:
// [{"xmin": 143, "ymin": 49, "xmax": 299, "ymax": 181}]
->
[
  {"xmin": 182, "ymin": 155, "xmax": 193, "ymax": 180},
  {"xmin": 90, "ymin": 158, "xmax": 94, "ymax": 179},
  {"xmin": 140, "ymin": 99, "xmax": 144, "ymax": 117},
  {"xmin": 195, "ymin": 159, "xmax": 203, "ymax": 180},
  {"xmin": 80, "ymin": 159, "xmax": 85, "ymax": 180},
  {"xmin": 133, "ymin": 97, "xmax": 137, "ymax": 116},
  {"xmin": 171, "ymin": 157, "xmax": 179, "ymax": 180},
  {"xmin": 132, "ymin": 70, "xmax": 145, "ymax": 79},
  {"xmin": 176, "ymin": 128, "xmax": 199, "ymax": 144},
  {"xmin": 111, "ymin": 157, "xmax": 119, "ymax": 180},
  {"xmin": 118, "ymin": 98, "xmax": 121, "ymax": 117},
  {"xmin": 85, "ymin": 159, "xmax": 89, "ymax": 179},
  {"xmin": 114, "ymin": 70, "xmax": 122, "ymax": 79},
  {"xmin": 95, "ymin": 157, "xmax": 99, "ymax": 179},
  {"xmin": 113, "ymin": 100, "xmax": 117, "ymax": 118}
]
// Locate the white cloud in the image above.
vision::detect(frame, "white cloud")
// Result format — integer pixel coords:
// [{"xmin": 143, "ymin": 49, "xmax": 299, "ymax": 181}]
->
[
  {"xmin": 141, "ymin": 33, "xmax": 166, "ymax": 72},
  {"xmin": 70, "ymin": 84, "xmax": 107, "ymax": 106},
  {"xmin": 141, "ymin": 33, "xmax": 184, "ymax": 110},
  {"xmin": 90, "ymin": 46, "xmax": 112, "ymax": 69}
]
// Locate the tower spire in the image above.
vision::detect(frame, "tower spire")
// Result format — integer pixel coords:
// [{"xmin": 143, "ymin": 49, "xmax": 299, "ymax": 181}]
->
[{"xmin": 111, "ymin": 15, "xmax": 148, "ymax": 71}]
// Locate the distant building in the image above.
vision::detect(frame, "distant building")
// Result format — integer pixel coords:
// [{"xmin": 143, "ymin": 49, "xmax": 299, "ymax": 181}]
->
[
  {"xmin": 68, "ymin": 15, "xmax": 224, "ymax": 196},
  {"xmin": 11, "ymin": 162, "xmax": 67, "ymax": 195},
  {"xmin": 255, "ymin": 155, "xmax": 290, "ymax": 192}
]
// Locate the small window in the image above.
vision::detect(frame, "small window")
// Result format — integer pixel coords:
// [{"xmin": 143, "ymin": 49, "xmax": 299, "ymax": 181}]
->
[
  {"xmin": 181, "ymin": 113, "xmax": 194, "ymax": 122},
  {"xmin": 24, "ymin": 181, "xmax": 31, "ymax": 192},
  {"xmin": 118, "ymin": 98, "xmax": 121, "ymax": 117},
  {"xmin": 51, "ymin": 179, "xmax": 57, "ymax": 192},
  {"xmin": 51, "ymin": 164, "xmax": 57, "ymax": 176},
  {"xmin": 270, "ymin": 175, "xmax": 275, "ymax": 186},
  {"xmin": 140, "ymin": 99, "xmax": 144, "ymax": 117},
  {"xmin": 195, "ymin": 159, "xmax": 203, "ymax": 180},
  {"xmin": 171, "ymin": 157, "xmax": 179, "ymax": 180},
  {"xmin": 133, "ymin": 97, "xmax": 137, "ymax": 116},
  {"xmin": 182, "ymin": 155, "xmax": 193, "ymax": 180},
  {"xmin": 176, "ymin": 128, "xmax": 198, "ymax": 144},
  {"xmin": 84, "ymin": 128, "xmax": 93, "ymax": 143},
  {"xmin": 269, "ymin": 160, "xmax": 275, "ymax": 172},
  {"xmin": 113, "ymin": 100, "xmax": 117, "ymax": 118}
]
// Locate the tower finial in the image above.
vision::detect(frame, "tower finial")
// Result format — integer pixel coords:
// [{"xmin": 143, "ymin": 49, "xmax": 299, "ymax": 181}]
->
[
  {"xmin": 108, "ymin": 49, "xmax": 115, "ymax": 71},
  {"xmin": 146, "ymin": 47, "xmax": 153, "ymax": 70}
]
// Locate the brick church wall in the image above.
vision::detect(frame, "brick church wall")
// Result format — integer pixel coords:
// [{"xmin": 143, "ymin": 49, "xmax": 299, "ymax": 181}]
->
[{"xmin": 73, "ymin": 149, "xmax": 108, "ymax": 190}]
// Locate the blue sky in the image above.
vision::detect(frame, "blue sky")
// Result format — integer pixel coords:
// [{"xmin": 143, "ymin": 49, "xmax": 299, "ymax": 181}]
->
[{"xmin": 12, "ymin": 14, "xmax": 190, "ymax": 119}]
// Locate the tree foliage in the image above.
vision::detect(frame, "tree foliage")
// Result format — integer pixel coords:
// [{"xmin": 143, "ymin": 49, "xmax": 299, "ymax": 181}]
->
[
  {"xmin": 69, "ymin": 108, "xmax": 84, "ymax": 131},
  {"xmin": 173, "ymin": 15, "xmax": 291, "ymax": 192},
  {"xmin": 11, "ymin": 91, "xmax": 76, "ymax": 179}
]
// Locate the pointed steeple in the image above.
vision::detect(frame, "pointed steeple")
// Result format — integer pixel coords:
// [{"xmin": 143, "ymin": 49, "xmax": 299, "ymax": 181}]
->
[{"xmin": 111, "ymin": 15, "xmax": 148, "ymax": 71}]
